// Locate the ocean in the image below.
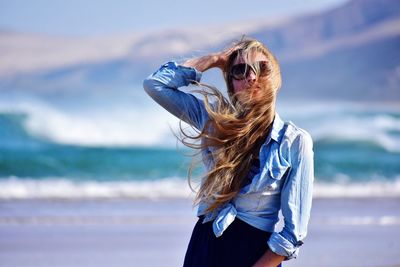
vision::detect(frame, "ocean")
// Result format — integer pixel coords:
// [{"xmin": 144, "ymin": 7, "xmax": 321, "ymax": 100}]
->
[{"xmin": 0, "ymin": 95, "xmax": 399, "ymax": 199}]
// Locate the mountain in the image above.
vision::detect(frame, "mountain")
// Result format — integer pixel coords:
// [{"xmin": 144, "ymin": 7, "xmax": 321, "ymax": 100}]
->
[
  {"xmin": 0, "ymin": 0, "xmax": 399, "ymax": 102},
  {"xmin": 248, "ymin": 0, "xmax": 400, "ymax": 101}
]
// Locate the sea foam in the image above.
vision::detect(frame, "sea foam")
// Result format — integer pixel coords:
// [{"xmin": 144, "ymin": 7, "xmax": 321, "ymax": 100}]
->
[
  {"xmin": 0, "ymin": 96, "xmax": 182, "ymax": 147},
  {"xmin": 1, "ymin": 176, "xmax": 399, "ymax": 200},
  {"xmin": 1, "ymin": 98, "xmax": 399, "ymax": 151}
]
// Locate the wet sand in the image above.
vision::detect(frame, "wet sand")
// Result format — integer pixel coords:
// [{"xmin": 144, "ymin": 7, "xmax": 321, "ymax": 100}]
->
[{"xmin": 0, "ymin": 197, "xmax": 399, "ymax": 267}]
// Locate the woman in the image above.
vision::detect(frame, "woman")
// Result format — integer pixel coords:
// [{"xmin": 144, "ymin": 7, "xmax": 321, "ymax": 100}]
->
[{"xmin": 143, "ymin": 38, "xmax": 314, "ymax": 267}]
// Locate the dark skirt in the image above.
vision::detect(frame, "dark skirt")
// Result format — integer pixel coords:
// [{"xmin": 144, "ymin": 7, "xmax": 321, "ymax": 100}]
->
[{"xmin": 183, "ymin": 216, "xmax": 282, "ymax": 267}]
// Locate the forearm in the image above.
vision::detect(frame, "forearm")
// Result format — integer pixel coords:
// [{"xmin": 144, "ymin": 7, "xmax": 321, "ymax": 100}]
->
[
  {"xmin": 181, "ymin": 54, "xmax": 220, "ymax": 72},
  {"xmin": 252, "ymin": 249, "xmax": 285, "ymax": 267},
  {"xmin": 181, "ymin": 45, "xmax": 236, "ymax": 72}
]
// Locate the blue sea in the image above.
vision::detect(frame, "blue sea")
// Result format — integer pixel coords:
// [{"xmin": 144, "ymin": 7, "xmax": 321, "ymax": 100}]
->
[{"xmin": 0, "ymin": 94, "xmax": 399, "ymax": 199}]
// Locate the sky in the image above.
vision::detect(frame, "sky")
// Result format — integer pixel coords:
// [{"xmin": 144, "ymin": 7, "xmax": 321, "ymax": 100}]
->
[{"xmin": 0, "ymin": 0, "xmax": 349, "ymax": 36}]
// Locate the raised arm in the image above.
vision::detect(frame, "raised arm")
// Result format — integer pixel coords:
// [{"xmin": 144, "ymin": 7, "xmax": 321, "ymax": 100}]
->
[
  {"xmin": 143, "ymin": 50, "xmax": 234, "ymax": 130},
  {"xmin": 143, "ymin": 61, "xmax": 207, "ymax": 130}
]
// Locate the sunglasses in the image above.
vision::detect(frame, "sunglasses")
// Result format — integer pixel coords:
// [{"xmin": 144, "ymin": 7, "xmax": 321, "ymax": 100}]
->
[{"xmin": 230, "ymin": 61, "xmax": 270, "ymax": 80}]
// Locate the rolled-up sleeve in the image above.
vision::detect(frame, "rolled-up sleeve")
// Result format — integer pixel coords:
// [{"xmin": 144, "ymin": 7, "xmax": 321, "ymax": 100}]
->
[
  {"xmin": 267, "ymin": 131, "xmax": 314, "ymax": 260},
  {"xmin": 143, "ymin": 61, "xmax": 207, "ymax": 130}
]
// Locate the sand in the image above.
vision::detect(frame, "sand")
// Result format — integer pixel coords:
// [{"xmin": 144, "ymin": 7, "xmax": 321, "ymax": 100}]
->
[{"xmin": 0, "ymin": 197, "xmax": 399, "ymax": 267}]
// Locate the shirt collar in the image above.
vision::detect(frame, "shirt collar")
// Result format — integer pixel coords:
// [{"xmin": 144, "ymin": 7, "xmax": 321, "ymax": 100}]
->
[{"xmin": 267, "ymin": 113, "xmax": 285, "ymax": 144}]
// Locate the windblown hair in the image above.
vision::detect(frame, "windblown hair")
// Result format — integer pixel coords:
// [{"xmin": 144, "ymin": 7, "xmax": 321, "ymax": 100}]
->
[{"xmin": 181, "ymin": 38, "xmax": 282, "ymax": 213}]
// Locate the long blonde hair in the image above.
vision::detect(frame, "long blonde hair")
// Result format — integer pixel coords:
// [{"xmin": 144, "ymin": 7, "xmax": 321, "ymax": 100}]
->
[{"xmin": 181, "ymin": 38, "xmax": 282, "ymax": 212}]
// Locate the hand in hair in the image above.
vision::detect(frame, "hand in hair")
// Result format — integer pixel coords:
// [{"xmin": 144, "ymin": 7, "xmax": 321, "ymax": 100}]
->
[{"xmin": 181, "ymin": 46, "xmax": 239, "ymax": 72}]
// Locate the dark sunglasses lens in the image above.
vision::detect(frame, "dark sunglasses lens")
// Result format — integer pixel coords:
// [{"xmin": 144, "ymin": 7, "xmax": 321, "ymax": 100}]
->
[
  {"xmin": 231, "ymin": 64, "xmax": 248, "ymax": 80},
  {"xmin": 231, "ymin": 61, "xmax": 269, "ymax": 80},
  {"xmin": 258, "ymin": 61, "xmax": 269, "ymax": 76}
]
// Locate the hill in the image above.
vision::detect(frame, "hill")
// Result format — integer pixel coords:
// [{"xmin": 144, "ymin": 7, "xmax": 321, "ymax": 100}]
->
[{"xmin": 0, "ymin": 0, "xmax": 399, "ymax": 102}]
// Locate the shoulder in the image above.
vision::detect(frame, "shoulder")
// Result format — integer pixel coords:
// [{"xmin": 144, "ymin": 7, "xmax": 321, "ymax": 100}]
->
[{"xmin": 282, "ymin": 121, "xmax": 313, "ymax": 151}]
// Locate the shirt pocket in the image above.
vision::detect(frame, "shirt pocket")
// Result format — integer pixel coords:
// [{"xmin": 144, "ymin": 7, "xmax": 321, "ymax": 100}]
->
[
  {"xmin": 255, "ymin": 150, "xmax": 290, "ymax": 211},
  {"xmin": 255, "ymin": 147, "xmax": 290, "ymax": 195}
]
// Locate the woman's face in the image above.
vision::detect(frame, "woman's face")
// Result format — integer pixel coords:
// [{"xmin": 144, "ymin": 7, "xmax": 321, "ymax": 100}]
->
[{"xmin": 230, "ymin": 52, "xmax": 269, "ymax": 103}]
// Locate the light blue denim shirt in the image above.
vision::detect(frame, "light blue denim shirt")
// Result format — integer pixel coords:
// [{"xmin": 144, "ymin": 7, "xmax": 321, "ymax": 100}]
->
[{"xmin": 143, "ymin": 62, "xmax": 314, "ymax": 260}]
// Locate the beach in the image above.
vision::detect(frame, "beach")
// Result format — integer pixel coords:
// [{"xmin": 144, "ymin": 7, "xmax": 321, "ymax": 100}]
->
[{"xmin": 1, "ymin": 197, "xmax": 399, "ymax": 267}]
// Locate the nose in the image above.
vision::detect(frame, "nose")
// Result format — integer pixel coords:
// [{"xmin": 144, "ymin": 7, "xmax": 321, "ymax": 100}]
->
[{"xmin": 246, "ymin": 70, "xmax": 257, "ymax": 84}]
